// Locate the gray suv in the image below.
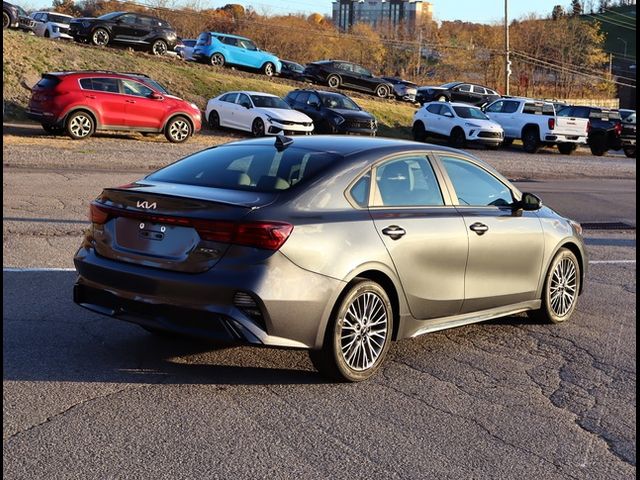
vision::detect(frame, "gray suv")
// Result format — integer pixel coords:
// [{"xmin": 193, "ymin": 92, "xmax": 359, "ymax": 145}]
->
[{"xmin": 74, "ymin": 136, "xmax": 587, "ymax": 382}]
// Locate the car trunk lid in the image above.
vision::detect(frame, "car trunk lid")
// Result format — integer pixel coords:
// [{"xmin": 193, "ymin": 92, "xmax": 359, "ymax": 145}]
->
[{"xmin": 89, "ymin": 181, "xmax": 278, "ymax": 273}]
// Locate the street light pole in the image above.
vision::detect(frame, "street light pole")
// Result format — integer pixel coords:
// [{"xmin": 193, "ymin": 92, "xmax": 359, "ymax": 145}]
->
[{"xmin": 504, "ymin": 0, "xmax": 510, "ymax": 95}]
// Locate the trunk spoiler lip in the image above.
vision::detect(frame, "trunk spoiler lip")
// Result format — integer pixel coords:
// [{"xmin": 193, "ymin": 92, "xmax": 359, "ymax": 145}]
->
[{"xmin": 102, "ymin": 181, "xmax": 279, "ymax": 210}]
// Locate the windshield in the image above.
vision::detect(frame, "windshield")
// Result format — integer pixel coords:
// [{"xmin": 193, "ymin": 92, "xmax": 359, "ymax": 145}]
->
[
  {"xmin": 98, "ymin": 12, "xmax": 124, "ymax": 21},
  {"xmin": 48, "ymin": 14, "xmax": 71, "ymax": 23},
  {"xmin": 321, "ymin": 94, "xmax": 360, "ymax": 111},
  {"xmin": 141, "ymin": 78, "xmax": 170, "ymax": 95},
  {"xmin": 453, "ymin": 106, "xmax": 489, "ymax": 120},
  {"xmin": 147, "ymin": 145, "xmax": 341, "ymax": 193},
  {"xmin": 17, "ymin": 6, "xmax": 29, "ymax": 16},
  {"xmin": 250, "ymin": 96, "xmax": 290, "ymax": 109}
]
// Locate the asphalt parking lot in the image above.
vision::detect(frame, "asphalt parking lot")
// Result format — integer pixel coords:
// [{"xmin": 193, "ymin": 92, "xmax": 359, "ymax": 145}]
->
[{"xmin": 3, "ymin": 123, "xmax": 636, "ymax": 479}]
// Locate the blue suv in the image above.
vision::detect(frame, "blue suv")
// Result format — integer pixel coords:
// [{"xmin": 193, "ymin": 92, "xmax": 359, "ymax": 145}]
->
[{"xmin": 193, "ymin": 32, "xmax": 281, "ymax": 77}]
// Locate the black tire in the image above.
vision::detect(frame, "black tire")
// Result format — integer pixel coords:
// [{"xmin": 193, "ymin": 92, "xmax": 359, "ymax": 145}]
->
[
  {"xmin": 66, "ymin": 111, "xmax": 95, "ymax": 140},
  {"xmin": 589, "ymin": 135, "xmax": 608, "ymax": 156},
  {"xmin": 44, "ymin": 29, "xmax": 50, "ymax": 38},
  {"xmin": 42, "ymin": 123, "xmax": 63, "ymax": 135},
  {"xmin": 208, "ymin": 110, "xmax": 220, "ymax": 129},
  {"xmin": 502, "ymin": 138, "xmax": 514, "ymax": 147},
  {"xmin": 165, "ymin": 116, "xmax": 192, "ymax": 143},
  {"xmin": 151, "ymin": 39, "xmax": 168, "ymax": 56},
  {"xmin": 522, "ymin": 127, "xmax": 541, "ymax": 153},
  {"xmin": 308, "ymin": 279, "xmax": 393, "ymax": 382},
  {"xmin": 527, "ymin": 248, "xmax": 581, "ymax": 324},
  {"xmin": 413, "ymin": 121, "xmax": 427, "ymax": 142},
  {"xmin": 449, "ymin": 127, "xmax": 466, "ymax": 148},
  {"xmin": 623, "ymin": 146, "xmax": 636, "ymax": 158},
  {"xmin": 210, "ymin": 53, "xmax": 225, "ymax": 67},
  {"xmin": 3, "ymin": 11, "xmax": 10, "ymax": 29},
  {"xmin": 557, "ymin": 143, "xmax": 577, "ymax": 155},
  {"xmin": 91, "ymin": 27, "xmax": 110, "ymax": 47},
  {"xmin": 262, "ymin": 62, "xmax": 275, "ymax": 77},
  {"xmin": 375, "ymin": 84, "xmax": 390, "ymax": 98},
  {"xmin": 252, "ymin": 118, "xmax": 266, "ymax": 137},
  {"xmin": 327, "ymin": 74, "xmax": 341, "ymax": 89}
]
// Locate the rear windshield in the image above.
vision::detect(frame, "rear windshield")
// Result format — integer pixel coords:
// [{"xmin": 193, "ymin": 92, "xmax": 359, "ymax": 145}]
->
[
  {"xmin": 196, "ymin": 32, "xmax": 211, "ymax": 46},
  {"xmin": 523, "ymin": 103, "xmax": 555, "ymax": 115},
  {"xmin": 589, "ymin": 110, "xmax": 621, "ymax": 121},
  {"xmin": 147, "ymin": 145, "xmax": 341, "ymax": 193},
  {"xmin": 36, "ymin": 76, "xmax": 61, "ymax": 89}
]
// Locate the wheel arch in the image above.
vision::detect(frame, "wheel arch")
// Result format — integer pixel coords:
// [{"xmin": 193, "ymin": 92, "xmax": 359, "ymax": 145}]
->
[
  {"xmin": 521, "ymin": 123, "xmax": 541, "ymax": 139},
  {"xmin": 162, "ymin": 112, "xmax": 195, "ymax": 134},
  {"xmin": 540, "ymin": 240, "xmax": 587, "ymax": 297},
  {"xmin": 62, "ymin": 106, "xmax": 100, "ymax": 129}
]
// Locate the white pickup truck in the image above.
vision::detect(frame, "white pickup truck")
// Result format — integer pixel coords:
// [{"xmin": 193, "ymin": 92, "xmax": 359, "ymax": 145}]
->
[{"xmin": 484, "ymin": 98, "xmax": 588, "ymax": 154}]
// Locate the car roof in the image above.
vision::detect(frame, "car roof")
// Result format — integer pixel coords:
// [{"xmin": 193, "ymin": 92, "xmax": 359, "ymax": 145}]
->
[
  {"xmin": 34, "ymin": 11, "xmax": 73, "ymax": 16},
  {"xmin": 447, "ymin": 102, "xmax": 483, "ymax": 108},
  {"xmin": 205, "ymin": 32, "xmax": 250, "ymax": 41},
  {"xmin": 45, "ymin": 71, "xmax": 153, "ymax": 81},
  {"xmin": 225, "ymin": 91, "xmax": 279, "ymax": 97}
]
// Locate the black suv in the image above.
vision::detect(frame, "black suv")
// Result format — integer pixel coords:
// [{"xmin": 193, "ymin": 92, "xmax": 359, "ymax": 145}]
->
[
  {"xmin": 284, "ymin": 89, "xmax": 377, "ymax": 135},
  {"xmin": 3, "ymin": 1, "xmax": 34, "ymax": 30},
  {"xmin": 303, "ymin": 60, "xmax": 394, "ymax": 98},
  {"xmin": 416, "ymin": 82, "xmax": 501, "ymax": 107},
  {"xmin": 280, "ymin": 60, "xmax": 307, "ymax": 81},
  {"xmin": 69, "ymin": 11, "xmax": 177, "ymax": 55},
  {"xmin": 557, "ymin": 105, "xmax": 623, "ymax": 156}
]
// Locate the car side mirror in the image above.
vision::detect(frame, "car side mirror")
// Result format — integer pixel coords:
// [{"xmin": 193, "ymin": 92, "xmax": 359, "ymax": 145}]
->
[
  {"xmin": 148, "ymin": 92, "xmax": 164, "ymax": 100},
  {"xmin": 514, "ymin": 192, "xmax": 542, "ymax": 211},
  {"xmin": 243, "ymin": 103, "xmax": 251, "ymax": 109},
  {"xmin": 443, "ymin": 112, "xmax": 453, "ymax": 118}
]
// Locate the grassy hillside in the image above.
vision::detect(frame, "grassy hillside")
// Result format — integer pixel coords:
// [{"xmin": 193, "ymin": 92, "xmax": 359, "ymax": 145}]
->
[{"xmin": 2, "ymin": 30, "xmax": 415, "ymax": 138}]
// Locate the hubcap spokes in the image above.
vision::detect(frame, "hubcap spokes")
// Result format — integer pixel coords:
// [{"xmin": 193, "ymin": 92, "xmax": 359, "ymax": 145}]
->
[
  {"xmin": 549, "ymin": 258, "xmax": 577, "ymax": 317},
  {"xmin": 340, "ymin": 292, "xmax": 388, "ymax": 371},
  {"xmin": 70, "ymin": 116, "xmax": 91, "ymax": 137},
  {"xmin": 170, "ymin": 121, "xmax": 189, "ymax": 140},
  {"xmin": 94, "ymin": 31, "xmax": 108, "ymax": 45},
  {"xmin": 154, "ymin": 42, "xmax": 166, "ymax": 55}
]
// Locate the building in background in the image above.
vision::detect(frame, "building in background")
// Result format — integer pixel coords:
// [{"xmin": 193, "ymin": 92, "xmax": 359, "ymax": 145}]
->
[{"xmin": 332, "ymin": 0, "xmax": 433, "ymax": 31}]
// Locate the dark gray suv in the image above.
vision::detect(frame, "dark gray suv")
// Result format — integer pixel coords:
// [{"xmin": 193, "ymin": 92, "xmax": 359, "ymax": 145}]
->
[{"xmin": 74, "ymin": 136, "xmax": 586, "ymax": 382}]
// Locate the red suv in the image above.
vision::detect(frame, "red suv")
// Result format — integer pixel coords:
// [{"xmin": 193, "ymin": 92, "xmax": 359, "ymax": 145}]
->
[{"xmin": 27, "ymin": 71, "xmax": 202, "ymax": 143}]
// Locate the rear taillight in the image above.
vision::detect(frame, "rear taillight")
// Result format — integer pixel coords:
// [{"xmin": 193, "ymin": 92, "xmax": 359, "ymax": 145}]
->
[
  {"xmin": 586, "ymin": 120, "xmax": 591, "ymax": 133},
  {"xmin": 614, "ymin": 121, "xmax": 622, "ymax": 136},
  {"xmin": 548, "ymin": 118, "xmax": 555, "ymax": 130},
  {"xmin": 88, "ymin": 201, "xmax": 293, "ymax": 250}
]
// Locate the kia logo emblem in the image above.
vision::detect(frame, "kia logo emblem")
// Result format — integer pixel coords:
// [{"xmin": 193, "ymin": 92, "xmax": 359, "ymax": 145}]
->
[{"xmin": 136, "ymin": 201, "xmax": 157, "ymax": 209}]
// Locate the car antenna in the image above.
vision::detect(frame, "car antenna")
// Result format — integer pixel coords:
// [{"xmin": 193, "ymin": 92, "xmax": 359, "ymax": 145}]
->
[{"xmin": 275, "ymin": 134, "xmax": 294, "ymax": 151}]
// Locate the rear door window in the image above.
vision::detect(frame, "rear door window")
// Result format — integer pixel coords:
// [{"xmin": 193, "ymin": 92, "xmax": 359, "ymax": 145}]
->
[
  {"xmin": 79, "ymin": 77, "xmax": 120, "ymax": 93},
  {"xmin": 373, "ymin": 156, "xmax": 444, "ymax": 207},
  {"xmin": 502, "ymin": 101, "xmax": 520, "ymax": 114}
]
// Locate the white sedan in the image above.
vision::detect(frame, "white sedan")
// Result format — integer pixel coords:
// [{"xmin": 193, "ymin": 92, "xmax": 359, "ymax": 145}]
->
[
  {"xmin": 30, "ymin": 11, "xmax": 73, "ymax": 40},
  {"xmin": 412, "ymin": 101, "xmax": 504, "ymax": 148},
  {"xmin": 206, "ymin": 91, "xmax": 314, "ymax": 136}
]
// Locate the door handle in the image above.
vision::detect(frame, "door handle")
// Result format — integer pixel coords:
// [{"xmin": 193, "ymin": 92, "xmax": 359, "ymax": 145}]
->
[
  {"xmin": 469, "ymin": 222, "xmax": 489, "ymax": 235},
  {"xmin": 126, "ymin": 100, "xmax": 136, "ymax": 104},
  {"xmin": 381, "ymin": 225, "xmax": 406, "ymax": 240},
  {"xmin": 85, "ymin": 95, "xmax": 96, "ymax": 99}
]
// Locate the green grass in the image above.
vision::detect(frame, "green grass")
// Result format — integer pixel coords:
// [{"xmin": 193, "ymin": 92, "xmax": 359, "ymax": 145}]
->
[{"xmin": 2, "ymin": 29, "xmax": 415, "ymax": 138}]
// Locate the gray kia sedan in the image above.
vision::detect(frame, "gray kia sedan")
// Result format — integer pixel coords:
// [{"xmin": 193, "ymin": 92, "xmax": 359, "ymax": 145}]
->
[{"xmin": 74, "ymin": 135, "xmax": 586, "ymax": 382}]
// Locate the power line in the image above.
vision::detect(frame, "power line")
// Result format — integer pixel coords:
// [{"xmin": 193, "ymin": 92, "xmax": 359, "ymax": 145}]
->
[
  {"xmin": 602, "ymin": 7, "xmax": 637, "ymax": 22},
  {"xmin": 587, "ymin": 13, "xmax": 636, "ymax": 30}
]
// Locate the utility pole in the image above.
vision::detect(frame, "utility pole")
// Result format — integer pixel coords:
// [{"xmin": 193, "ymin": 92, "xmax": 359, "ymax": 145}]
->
[
  {"xmin": 504, "ymin": 0, "xmax": 511, "ymax": 95},
  {"xmin": 416, "ymin": 30, "xmax": 422, "ymax": 77}
]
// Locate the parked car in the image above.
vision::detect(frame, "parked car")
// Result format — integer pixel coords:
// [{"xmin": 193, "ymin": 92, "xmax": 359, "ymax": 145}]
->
[
  {"xmin": 620, "ymin": 112, "xmax": 636, "ymax": 158},
  {"xmin": 69, "ymin": 11, "xmax": 177, "ymax": 55},
  {"xmin": 279, "ymin": 60, "xmax": 307, "ymax": 81},
  {"xmin": 303, "ymin": 60, "xmax": 394, "ymax": 98},
  {"xmin": 74, "ymin": 135, "xmax": 587, "ymax": 382},
  {"xmin": 3, "ymin": 1, "xmax": 34, "ymax": 30},
  {"xmin": 192, "ymin": 32, "xmax": 281, "ymax": 77},
  {"xmin": 485, "ymin": 98, "xmax": 588, "ymax": 154},
  {"xmin": 285, "ymin": 89, "xmax": 377, "ymax": 135},
  {"xmin": 26, "ymin": 71, "xmax": 201, "ymax": 143},
  {"xmin": 413, "ymin": 102, "xmax": 504, "ymax": 148},
  {"xmin": 30, "ymin": 11, "xmax": 73, "ymax": 39},
  {"xmin": 206, "ymin": 91, "xmax": 313, "ymax": 137},
  {"xmin": 382, "ymin": 76, "xmax": 418, "ymax": 102},
  {"xmin": 175, "ymin": 38, "xmax": 196, "ymax": 60},
  {"xmin": 555, "ymin": 105, "xmax": 622, "ymax": 156},
  {"xmin": 618, "ymin": 108, "xmax": 635, "ymax": 122},
  {"xmin": 416, "ymin": 82, "xmax": 501, "ymax": 107}
]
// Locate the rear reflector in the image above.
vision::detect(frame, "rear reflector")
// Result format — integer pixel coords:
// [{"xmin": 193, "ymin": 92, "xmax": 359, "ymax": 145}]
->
[{"xmin": 89, "ymin": 201, "xmax": 293, "ymax": 250}]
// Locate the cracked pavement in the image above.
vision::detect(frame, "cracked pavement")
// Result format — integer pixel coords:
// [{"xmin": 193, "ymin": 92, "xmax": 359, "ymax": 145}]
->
[{"xmin": 3, "ymin": 125, "xmax": 636, "ymax": 479}]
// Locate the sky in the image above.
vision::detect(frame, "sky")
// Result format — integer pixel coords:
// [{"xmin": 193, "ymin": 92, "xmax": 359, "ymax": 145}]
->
[{"xmin": 23, "ymin": 0, "xmax": 571, "ymax": 24}]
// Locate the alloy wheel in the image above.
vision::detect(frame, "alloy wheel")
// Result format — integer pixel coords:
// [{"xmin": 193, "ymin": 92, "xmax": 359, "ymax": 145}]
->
[
  {"xmin": 69, "ymin": 114, "xmax": 93, "ymax": 138},
  {"xmin": 152, "ymin": 40, "xmax": 167, "ymax": 56},
  {"xmin": 339, "ymin": 291, "xmax": 389, "ymax": 372},
  {"xmin": 3, "ymin": 12, "xmax": 10, "ymax": 29},
  {"xmin": 168, "ymin": 119, "xmax": 190, "ymax": 142},
  {"xmin": 211, "ymin": 53, "xmax": 225, "ymax": 67},
  {"xmin": 549, "ymin": 257, "xmax": 578, "ymax": 317},
  {"xmin": 327, "ymin": 75, "xmax": 340, "ymax": 89},
  {"xmin": 92, "ymin": 28, "xmax": 109, "ymax": 46},
  {"xmin": 252, "ymin": 119, "xmax": 265, "ymax": 137}
]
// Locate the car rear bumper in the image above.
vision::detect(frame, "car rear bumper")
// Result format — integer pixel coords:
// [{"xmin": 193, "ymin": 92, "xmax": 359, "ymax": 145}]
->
[
  {"xmin": 545, "ymin": 134, "xmax": 587, "ymax": 144},
  {"xmin": 26, "ymin": 108, "xmax": 61, "ymax": 125},
  {"xmin": 73, "ymin": 246, "xmax": 344, "ymax": 349}
]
